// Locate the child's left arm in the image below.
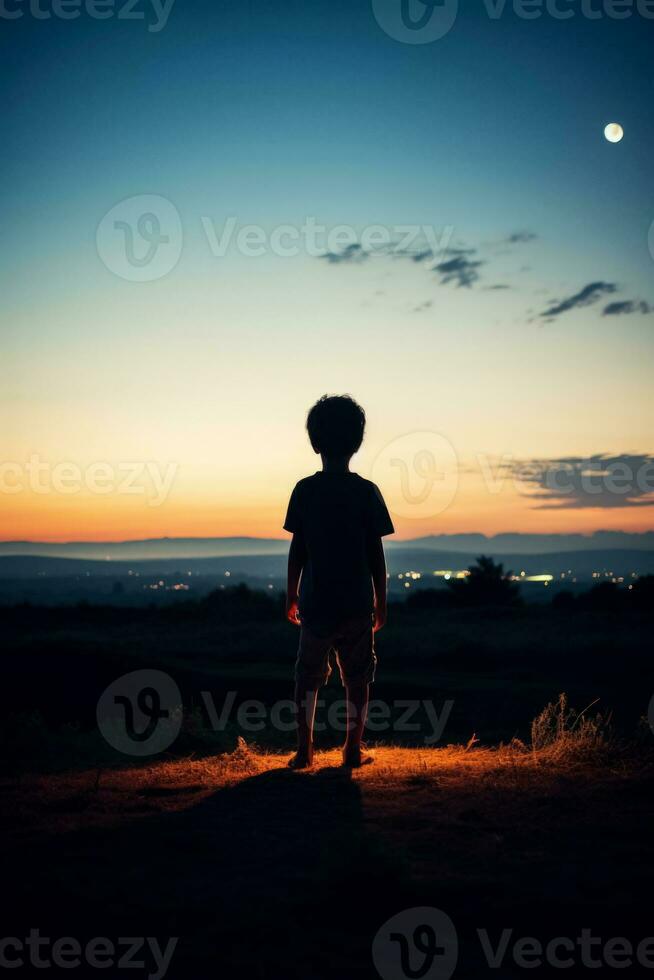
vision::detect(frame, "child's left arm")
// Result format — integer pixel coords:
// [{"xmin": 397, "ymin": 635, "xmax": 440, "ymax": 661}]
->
[
  {"xmin": 367, "ymin": 534, "xmax": 388, "ymax": 632},
  {"xmin": 286, "ymin": 531, "xmax": 307, "ymax": 625}
]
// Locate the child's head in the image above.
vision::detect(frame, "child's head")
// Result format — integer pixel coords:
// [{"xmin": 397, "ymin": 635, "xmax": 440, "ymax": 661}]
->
[{"xmin": 306, "ymin": 394, "xmax": 366, "ymax": 460}]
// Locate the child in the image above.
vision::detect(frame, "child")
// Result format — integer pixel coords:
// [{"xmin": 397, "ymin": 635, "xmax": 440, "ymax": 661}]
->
[{"xmin": 283, "ymin": 395, "xmax": 394, "ymax": 769}]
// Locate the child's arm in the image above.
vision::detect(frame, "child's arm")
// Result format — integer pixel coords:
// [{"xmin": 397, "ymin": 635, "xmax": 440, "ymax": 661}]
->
[
  {"xmin": 367, "ymin": 535, "xmax": 388, "ymax": 632},
  {"xmin": 286, "ymin": 531, "xmax": 307, "ymax": 625}
]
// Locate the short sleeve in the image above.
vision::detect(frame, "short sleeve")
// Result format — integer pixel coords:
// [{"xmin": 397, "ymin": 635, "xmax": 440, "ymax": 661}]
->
[
  {"xmin": 367, "ymin": 482, "xmax": 395, "ymax": 537},
  {"xmin": 283, "ymin": 484, "xmax": 302, "ymax": 533}
]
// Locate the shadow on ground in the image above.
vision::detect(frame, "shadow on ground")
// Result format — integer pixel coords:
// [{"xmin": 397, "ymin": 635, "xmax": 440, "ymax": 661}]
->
[{"xmin": 4, "ymin": 764, "xmax": 406, "ymax": 978}]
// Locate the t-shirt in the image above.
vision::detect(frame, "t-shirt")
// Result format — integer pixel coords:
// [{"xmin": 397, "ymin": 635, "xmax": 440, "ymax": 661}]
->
[{"xmin": 283, "ymin": 472, "xmax": 394, "ymax": 633}]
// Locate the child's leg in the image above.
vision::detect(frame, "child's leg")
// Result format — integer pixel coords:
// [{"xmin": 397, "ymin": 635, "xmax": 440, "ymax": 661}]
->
[
  {"xmin": 337, "ymin": 617, "xmax": 376, "ymax": 767},
  {"xmin": 289, "ymin": 681, "xmax": 318, "ymax": 768},
  {"xmin": 289, "ymin": 626, "xmax": 331, "ymax": 769},
  {"xmin": 343, "ymin": 681, "xmax": 372, "ymax": 767}
]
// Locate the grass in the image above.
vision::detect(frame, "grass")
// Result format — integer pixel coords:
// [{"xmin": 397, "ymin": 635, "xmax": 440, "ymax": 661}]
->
[
  {"xmin": 3, "ymin": 702, "xmax": 652, "ymax": 979},
  {"xmin": 2, "ymin": 693, "xmax": 645, "ymax": 839}
]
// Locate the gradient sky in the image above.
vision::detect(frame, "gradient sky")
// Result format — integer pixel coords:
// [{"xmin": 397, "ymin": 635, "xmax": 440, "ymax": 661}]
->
[{"xmin": 2, "ymin": 0, "xmax": 653, "ymax": 541}]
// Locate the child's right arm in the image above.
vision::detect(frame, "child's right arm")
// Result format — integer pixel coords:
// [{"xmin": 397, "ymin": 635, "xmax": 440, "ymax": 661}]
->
[{"xmin": 286, "ymin": 531, "xmax": 306, "ymax": 625}]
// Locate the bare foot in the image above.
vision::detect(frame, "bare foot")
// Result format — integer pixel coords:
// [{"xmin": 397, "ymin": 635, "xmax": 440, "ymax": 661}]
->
[
  {"xmin": 342, "ymin": 746, "xmax": 374, "ymax": 769},
  {"xmin": 288, "ymin": 747, "xmax": 314, "ymax": 770}
]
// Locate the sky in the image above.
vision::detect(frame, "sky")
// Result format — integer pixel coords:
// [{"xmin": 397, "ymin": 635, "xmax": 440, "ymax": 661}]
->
[{"xmin": 2, "ymin": 0, "xmax": 654, "ymax": 541}]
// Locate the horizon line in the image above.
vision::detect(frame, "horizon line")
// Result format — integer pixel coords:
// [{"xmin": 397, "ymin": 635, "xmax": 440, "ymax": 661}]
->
[{"xmin": 1, "ymin": 529, "xmax": 654, "ymax": 547}]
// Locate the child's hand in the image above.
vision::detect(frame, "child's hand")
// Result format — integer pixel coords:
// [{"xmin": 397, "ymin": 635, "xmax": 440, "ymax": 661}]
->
[
  {"xmin": 373, "ymin": 601, "xmax": 387, "ymax": 632},
  {"xmin": 286, "ymin": 594, "xmax": 301, "ymax": 626}
]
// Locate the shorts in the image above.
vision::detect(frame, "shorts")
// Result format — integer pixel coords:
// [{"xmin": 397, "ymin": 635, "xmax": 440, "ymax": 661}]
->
[{"xmin": 295, "ymin": 615, "xmax": 376, "ymax": 687}]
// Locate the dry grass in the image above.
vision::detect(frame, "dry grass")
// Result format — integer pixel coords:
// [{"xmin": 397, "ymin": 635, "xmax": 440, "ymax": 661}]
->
[{"xmin": 3, "ymin": 718, "xmax": 648, "ymax": 843}]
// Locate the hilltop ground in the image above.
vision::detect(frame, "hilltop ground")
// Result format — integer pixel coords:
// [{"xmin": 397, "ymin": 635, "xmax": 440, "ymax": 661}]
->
[
  {"xmin": 2, "ymin": 594, "xmax": 652, "ymax": 977},
  {"xmin": 3, "ymin": 739, "xmax": 652, "ymax": 979}
]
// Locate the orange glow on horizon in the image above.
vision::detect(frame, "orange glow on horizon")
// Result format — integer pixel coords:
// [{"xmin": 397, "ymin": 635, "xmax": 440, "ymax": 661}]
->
[{"xmin": 2, "ymin": 489, "xmax": 652, "ymax": 544}]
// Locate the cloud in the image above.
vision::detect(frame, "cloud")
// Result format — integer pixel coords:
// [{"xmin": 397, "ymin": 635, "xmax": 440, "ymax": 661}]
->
[
  {"xmin": 602, "ymin": 300, "xmax": 652, "ymax": 316},
  {"xmin": 319, "ymin": 236, "xmax": 487, "ymax": 288},
  {"xmin": 434, "ymin": 254, "xmax": 484, "ymax": 288},
  {"xmin": 442, "ymin": 246, "xmax": 477, "ymax": 256},
  {"xmin": 505, "ymin": 232, "xmax": 538, "ymax": 244},
  {"xmin": 509, "ymin": 454, "xmax": 654, "ymax": 509},
  {"xmin": 540, "ymin": 281, "xmax": 618, "ymax": 320},
  {"xmin": 489, "ymin": 232, "xmax": 538, "ymax": 256},
  {"xmin": 316, "ymin": 229, "xmax": 645, "ymax": 325},
  {"xmin": 319, "ymin": 243, "xmax": 369, "ymax": 264}
]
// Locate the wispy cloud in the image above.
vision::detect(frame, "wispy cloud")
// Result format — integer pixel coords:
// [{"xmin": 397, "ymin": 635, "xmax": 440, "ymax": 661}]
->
[
  {"xmin": 411, "ymin": 249, "xmax": 433, "ymax": 263},
  {"xmin": 505, "ymin": 231, "xmax": 538, "ymax": 244},
  {"xmin": 603, "ymin": 299, "xmax": 652, "ymax": 316},
  {"xmin": 434, "ymin": 254, "xmax": 484, "ymax": 288},
  {"xmin": 320, "ymin": 243, "xmax": 369, "ymax": 265},
  {"xmin": 317, "ymin": 232, "xmax": 645, "ymax": 327},
  {"xmin": 540, "ymin": 281, "xmax": 618, "ymax": 321},
  {"xmin": 510, "ymin": 454, "xmax": 654, "ymax": 509}
]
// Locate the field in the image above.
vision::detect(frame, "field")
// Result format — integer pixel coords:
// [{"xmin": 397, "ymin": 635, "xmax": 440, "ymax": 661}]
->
[{"xmin": 1, "ymin": 592, "xmax": 653, "ymax": 978}]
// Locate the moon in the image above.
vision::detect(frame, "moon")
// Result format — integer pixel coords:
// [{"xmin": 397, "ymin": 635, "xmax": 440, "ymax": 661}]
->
[{"xmin": 604, "ymin": 122, "xmax": 624, "ymax": 143}]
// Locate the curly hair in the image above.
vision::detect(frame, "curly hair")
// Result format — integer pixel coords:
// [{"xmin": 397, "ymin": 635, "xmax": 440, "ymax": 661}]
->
[{"xmin": 306, "ymin": 394, "xmax": 366, "ymax": 458}]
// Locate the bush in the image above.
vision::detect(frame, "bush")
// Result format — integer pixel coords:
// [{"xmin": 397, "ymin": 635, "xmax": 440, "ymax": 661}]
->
[{"xmin": 530, "ymin": 693, "xmax": 611, "ymax": 758}]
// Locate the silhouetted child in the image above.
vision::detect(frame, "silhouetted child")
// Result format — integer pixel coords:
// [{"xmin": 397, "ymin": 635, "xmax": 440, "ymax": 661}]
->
[{"xmin": 284, "ymin": 395, "xmax": 394, "ymax": 769}]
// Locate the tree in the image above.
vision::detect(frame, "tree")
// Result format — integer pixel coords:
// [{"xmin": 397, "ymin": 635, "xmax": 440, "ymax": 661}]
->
[{"xmin": 447, "ymin": 555, "xmax": 521, "ymax": 607}]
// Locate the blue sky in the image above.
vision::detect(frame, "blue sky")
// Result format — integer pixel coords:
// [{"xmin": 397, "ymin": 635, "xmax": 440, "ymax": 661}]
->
[{"xmin": 2, "ymin": 0, "xmax": 653, "ymax": 539}]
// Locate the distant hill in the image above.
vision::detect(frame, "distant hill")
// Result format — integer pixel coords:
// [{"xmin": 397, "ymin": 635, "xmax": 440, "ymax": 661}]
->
[
  {"xmin": 0, "ymin": 530, "xmax": 653, "ymax": 562},
  {"xmin": 1, "ymin": 548, "xmax": 653, "ymax": 581},
  {"xmin": 0, "ymin": 537, "xmax": 288, "ymax": 561},
  {"xmin": 394, "ymin": 531, "xmax": 654, "ymax": 554}
]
